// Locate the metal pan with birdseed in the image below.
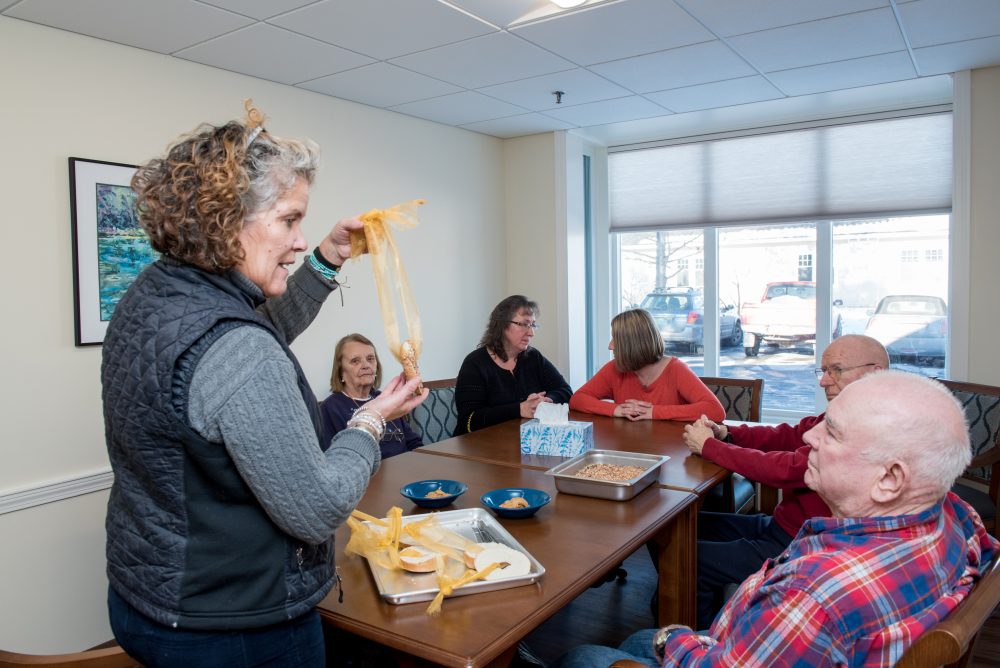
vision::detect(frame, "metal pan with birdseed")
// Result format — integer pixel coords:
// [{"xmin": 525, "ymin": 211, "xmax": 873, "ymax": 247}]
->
[{"xmin": 544, "ymin": 449, "xmax": 669, "ymax": 501}]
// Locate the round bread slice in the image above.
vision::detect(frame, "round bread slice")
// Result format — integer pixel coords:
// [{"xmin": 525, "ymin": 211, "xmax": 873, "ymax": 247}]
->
[
  {"xmin": 398, "ymin": 546, "xmax": 440, "ymax": 573},
  {"xmin": 474, "ymin": 546, "xmax": 531, "ymax": 580},
  {"xmin": 462, "ymin": 541, "xmax": 507, "ymax": 569}
]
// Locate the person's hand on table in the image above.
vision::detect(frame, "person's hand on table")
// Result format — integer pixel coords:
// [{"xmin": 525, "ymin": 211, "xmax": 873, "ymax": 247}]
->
[
  {"xmin": 317, "ymin": 216, "xmax": 364, "ymax": 267},
  {"xmin": 520, "ymin": 392, "xmax": 551, "ymax": 418},
  {"xmin": 614, "ymin": 399, "xmax": 653, "ymax": 421},
  {"xmin": 364, "ymin": 373, "xmax": 427, "ymax": 422},
  {"xmin": 683, "ymin": 415, "xmax": 725, "ymax": 454}
]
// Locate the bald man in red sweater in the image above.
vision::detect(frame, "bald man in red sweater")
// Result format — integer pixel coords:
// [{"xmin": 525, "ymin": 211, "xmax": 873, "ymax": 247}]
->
[{"xmin": 683, "ymin": 334, "xmax": 889, "ymax": 629}]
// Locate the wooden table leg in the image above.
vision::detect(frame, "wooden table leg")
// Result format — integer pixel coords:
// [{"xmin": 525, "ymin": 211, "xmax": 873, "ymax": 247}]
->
[{"xmin": 652, "ymin": 500, "xmax": 698, "ymax": 628}]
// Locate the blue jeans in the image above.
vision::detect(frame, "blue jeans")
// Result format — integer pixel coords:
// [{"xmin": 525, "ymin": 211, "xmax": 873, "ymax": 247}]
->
[
  {"xmin": 108, "ymin": 586, "xmax": 325, "ymax": 667},
  {"xmin": 550, "ymin": 629, "xmax": 660, "ymax": 668}
]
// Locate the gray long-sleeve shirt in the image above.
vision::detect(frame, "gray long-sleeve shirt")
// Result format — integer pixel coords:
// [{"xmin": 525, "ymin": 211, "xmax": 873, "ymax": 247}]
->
[{"xmin": 187, "ymin": 261, "xmax": 380, "ymax": 544}]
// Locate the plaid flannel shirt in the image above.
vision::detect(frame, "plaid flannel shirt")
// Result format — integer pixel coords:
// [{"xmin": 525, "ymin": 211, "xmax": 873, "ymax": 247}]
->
[{"xmin": 663, "ymin": 492, "xmax": 998, "ymax": 667}]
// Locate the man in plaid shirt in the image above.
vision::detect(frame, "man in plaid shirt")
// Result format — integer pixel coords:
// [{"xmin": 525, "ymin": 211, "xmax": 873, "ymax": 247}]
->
[{"xmin": 554, "ymin": 371, "xmax": 999, "ymax": 667}]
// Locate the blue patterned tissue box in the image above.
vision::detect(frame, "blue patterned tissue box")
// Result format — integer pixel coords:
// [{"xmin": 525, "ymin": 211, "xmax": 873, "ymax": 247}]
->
[{"xmin": 519, "ymin": 419, "xmax": 594, "ymax": 457}]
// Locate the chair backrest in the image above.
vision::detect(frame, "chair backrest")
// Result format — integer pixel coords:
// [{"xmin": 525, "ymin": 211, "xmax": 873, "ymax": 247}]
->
[
  {"xmin": 409, "ymin": 378, "xmax": 458, "ymax": 444},
  {"xmin": 938, "ymin": 379, "xmax": 1000, "ymax": 484},
  {"xmin": 896, "ymin": 556, "xmax": 1000, "ymax": 668},
  {"xmin": 699, "ymin": 376, "xmax": 764, "ymax": 423},
  {"xmin": 0, "ymin": 643, "xmax": 141, "ymax": 667}
]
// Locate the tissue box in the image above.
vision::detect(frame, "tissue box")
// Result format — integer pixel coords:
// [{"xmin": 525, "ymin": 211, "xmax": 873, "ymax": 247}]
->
[{"xmin": 520, "ymin": 419, "xmax": 594, "ymax": 457}]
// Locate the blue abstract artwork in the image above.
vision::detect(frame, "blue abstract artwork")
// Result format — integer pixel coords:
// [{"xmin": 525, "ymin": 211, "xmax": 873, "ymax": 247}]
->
[{"xmin": 95, "ymin": 183, "xmax": 156, "ymax": 321}]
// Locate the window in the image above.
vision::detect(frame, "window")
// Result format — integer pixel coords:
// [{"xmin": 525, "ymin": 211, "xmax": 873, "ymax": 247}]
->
[{"xmin": 608, "ymin": 112, "xmax": 952, "ymax": 416}]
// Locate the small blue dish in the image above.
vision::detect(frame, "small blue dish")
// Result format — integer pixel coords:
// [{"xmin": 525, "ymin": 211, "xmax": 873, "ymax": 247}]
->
[
  {"xmin": 480, "ymin": 488, "xmax": 551, "ymax": 519},
  {"xmin": 400, "ymin": 479, "xmax": 468, "ymax": 509}
]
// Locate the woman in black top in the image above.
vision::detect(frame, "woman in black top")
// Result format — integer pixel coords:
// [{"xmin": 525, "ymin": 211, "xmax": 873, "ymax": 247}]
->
[{"xmin": 454, "ymin": 295, "xmax": 572, "ymax": 434}]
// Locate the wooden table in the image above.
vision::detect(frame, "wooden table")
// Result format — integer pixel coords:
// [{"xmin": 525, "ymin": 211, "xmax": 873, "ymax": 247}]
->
[
  {"xmin": 417, "ymin": 411, "xmax": 730, "ymax": 495},
  {"xmin": 317, "ymin": 452, "xmax": 697, "ymax": 668}
]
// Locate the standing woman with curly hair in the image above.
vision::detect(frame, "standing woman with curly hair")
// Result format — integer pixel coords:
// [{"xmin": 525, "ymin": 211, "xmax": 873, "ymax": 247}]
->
[
  {"xmin": 101, "ymin": 112, "xmax": 426, "ymax": 667},
  {"xmin": 454, "ymin": 295, "xmax": 572, "ymax": 435}
]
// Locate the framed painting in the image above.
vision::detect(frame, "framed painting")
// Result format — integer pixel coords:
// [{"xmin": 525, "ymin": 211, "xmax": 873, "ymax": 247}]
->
[{"xmin": 69, "ymin": 157, "xmax": 156, "ymax": 346}]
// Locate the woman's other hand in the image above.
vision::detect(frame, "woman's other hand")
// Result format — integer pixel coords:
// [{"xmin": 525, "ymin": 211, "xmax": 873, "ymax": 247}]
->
[
  {"xmin": 520, "ymin": 392, "xmax": 551, "ymax": 418},
  {"xmin": 318, "ymin": 216, "xmax": 364, "ymax": 267},
  {"xmin": 614, "ymin": 399, "xmax": 652, "ymax": 421},
  {"xmin": 364, "ymin": 373, "xmax": 428, "ymax": 422}
]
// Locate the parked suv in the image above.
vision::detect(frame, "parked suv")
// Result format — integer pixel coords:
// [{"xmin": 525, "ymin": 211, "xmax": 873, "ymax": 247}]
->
[{"xmin": 639, "ymin": 287, "xmax": 743, "ymax": 353}]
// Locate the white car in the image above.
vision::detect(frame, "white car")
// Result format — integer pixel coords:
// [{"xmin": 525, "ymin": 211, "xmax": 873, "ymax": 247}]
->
[{"xmin": 864, "ymin": 295, "xmax": 947, "ymax": 366}]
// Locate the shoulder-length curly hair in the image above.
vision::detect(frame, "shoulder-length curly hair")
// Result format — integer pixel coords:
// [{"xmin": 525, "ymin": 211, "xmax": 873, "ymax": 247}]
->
[
  {"xmin": 478, "ymin": 295, "xmax": 538, "ymax": 362},
  {"xmin": 611, "ymin": 308, "xmax": 664, "ymax": 373},
  {"xmin": 131, "ymin": 121, "xmax": 320, "ymax": 272},
  {"xmin": 330, "ymin": 333, "xmax": 383, "ymax": 394}
]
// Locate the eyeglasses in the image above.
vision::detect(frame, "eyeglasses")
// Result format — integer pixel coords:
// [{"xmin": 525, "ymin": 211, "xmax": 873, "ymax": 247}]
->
[
  {"xmin": 814, "ymin": 363, "xmax": 877, "ymax": 380},
  {"xmin": 509, "ymin": 320, "xmax": 539, "ymax": 330}
]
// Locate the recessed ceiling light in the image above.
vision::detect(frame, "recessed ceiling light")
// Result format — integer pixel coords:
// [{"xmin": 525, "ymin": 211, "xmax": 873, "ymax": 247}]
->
[{"xmin": 551, "ymin": 0, "xmax": 587, "ymax": 8}]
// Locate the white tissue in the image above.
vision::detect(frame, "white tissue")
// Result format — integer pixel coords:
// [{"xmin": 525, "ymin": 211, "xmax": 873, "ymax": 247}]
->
[{"xmin": 535, "ymin": 402, "xmax": 569, "ymax": 425}]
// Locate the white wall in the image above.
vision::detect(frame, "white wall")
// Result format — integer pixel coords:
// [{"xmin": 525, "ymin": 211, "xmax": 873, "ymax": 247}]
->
[
  {"xmin": 0, "ymin": 15, "xmax": 506, "ymax": 653},
  {"xmin": 968, "ymin": 65, "xmax": 1000, "ymax": 384}
]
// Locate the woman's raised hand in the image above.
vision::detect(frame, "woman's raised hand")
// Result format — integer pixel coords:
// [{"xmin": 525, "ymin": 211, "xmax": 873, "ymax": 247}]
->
[{"xmin": 317, "ymin": 216, "xmax": 365, "ymax": 267}]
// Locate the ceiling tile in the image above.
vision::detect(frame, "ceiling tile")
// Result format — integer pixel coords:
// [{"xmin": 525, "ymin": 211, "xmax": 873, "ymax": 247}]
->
[
  {"xmin": 768, "ymin": 51, "xmax": 917, "ymax": 96},
  {"xmin": 590, "ymin": 41, "xmax": 755, "ymax": 93},
  {"xmin": 389, "ymin": 91, "xmax": 529, "ymax": 126},
  {"xmin": 913, "ymin": 34, "xmax": 1000, "ymax": 75},
  {"xmin": 477, "ymin": 68, "xmax": 631, "ymax": 111},
  {"xmin": 511, "ymin": 0, "xmax": 714, "ymax": 66},
  {"xmin": 391, "ymin": 32, "xmax": 575, "ymax": 89},
  {"xmin": 542, "ymin": 95, "xmax": 670, "ymax": 126},
  {"xmin": 0, "ymin": 0, "xmax": 20, "ymax": 10},
  {"xmin": 446, "ymin": 0, "xmax": 551, "ymax": 28},
  {"xmin": 897, "ymin": 0, "xmax": 1000, "ymax": 48},
  {"xmin": 298, "ymin": 62, "xmax": 462, "ymax": 107},
  {"xmin": 728, "ymin": 7, "xmax": 906, "ymax": 71},
  {"xmin": 461, "ymin": 113, "xmax": 576, "ymax": 139},
  {"xmin": 198, "ymin": 0, "xmax": 317, "ymax": 21},
  {"xmin": 269, "ymin": 0, "xmax": 495, "ymax": 61},
  {"xmin": 176, "ymin": 23, "xmax": 372, "ymax": 85},
  {"xmin": 646, "ymin": 76, "xmax": 784, "ymax": 113},
  {"xmin": 679, "ymin": 0, "xmax": 888, "ymax": 37},
  {"xmin": 5, "ymin": 0, "xmax": 253, "ymax": 53}
]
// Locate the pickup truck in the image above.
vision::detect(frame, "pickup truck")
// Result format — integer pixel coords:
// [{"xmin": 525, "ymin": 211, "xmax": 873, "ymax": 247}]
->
[{"xmin": 740, "ymin": 282, "xmax": 842, "ymax": 357}]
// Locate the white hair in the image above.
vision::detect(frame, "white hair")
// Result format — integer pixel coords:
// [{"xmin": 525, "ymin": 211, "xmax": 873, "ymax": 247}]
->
[{"xmin": 851, "ymin": 371, "xmax": 970, "ymax": 496}]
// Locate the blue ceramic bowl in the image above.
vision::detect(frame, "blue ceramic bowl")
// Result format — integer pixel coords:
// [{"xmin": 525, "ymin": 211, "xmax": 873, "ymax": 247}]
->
[
  {"xmin": 400, "ymin": 479, "xmax": 468, "ymax": 509},
  {"xmin": 480, "ymin": 488, "xmax": 551, "ymax": 519}
]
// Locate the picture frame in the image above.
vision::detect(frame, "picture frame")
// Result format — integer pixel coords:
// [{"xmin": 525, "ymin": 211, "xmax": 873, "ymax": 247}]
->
[{"xmin": 69, "ymin": 157, "xmax": 155, "ymax": 346}]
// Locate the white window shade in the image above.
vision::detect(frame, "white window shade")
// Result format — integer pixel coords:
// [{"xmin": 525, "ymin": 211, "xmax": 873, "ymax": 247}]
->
[{"xmin": 609, "ymin": 113, "xmax": 953, "ymax": 231}]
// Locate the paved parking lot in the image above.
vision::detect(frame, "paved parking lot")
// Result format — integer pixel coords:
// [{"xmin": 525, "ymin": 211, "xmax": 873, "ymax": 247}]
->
[{"xmin": 673, "ymin": 313, "xmax": 945, "ymax": 415}]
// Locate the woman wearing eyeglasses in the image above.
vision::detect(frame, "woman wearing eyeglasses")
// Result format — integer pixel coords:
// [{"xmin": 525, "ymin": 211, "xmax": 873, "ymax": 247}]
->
[
  {"xmin": 455, "ymin": 295, "xmax": 573, "ymax": 434},
  {"xmin": 321, "ymin": 333, "xmax": 424, "ymax": 458},
  {"xmin": 571, "ymin": 308, "xmax": 725, "ymax": 422}
]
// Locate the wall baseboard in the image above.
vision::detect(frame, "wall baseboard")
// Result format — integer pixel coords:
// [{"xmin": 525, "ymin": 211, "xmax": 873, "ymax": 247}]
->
[{"xmin": 0, "ymin": 470, "xmax": 113, "ymax": 515}]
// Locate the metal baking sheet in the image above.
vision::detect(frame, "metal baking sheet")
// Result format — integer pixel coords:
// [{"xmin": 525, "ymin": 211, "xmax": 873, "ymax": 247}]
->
[
  {"xmin": 360, "ymin": 507, "xmax": 545, "ymax": 605},
  {"xmin": 544, "ymin": 450, "xmax": 669, "ymax": 501}
]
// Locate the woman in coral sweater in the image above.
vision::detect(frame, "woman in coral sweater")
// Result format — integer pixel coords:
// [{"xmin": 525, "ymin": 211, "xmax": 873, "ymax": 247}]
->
[{"xmin": 570, "ymin": 308, "xmax": 724, "ymax": 422}]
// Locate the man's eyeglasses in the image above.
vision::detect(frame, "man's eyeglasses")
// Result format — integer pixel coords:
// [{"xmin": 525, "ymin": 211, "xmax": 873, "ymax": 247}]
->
[
  {"xmin": 509, "ymin": 320, "xmax": 539, "ymax": 330},
  {"xmin": 814, "ymin": 362, "xmax": 877, "ymax": 380}
]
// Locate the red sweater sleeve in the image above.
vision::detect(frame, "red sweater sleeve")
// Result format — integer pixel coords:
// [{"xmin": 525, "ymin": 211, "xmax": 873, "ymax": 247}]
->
[
  {"xmin": 650, "ymin": 359, "xmax": 725, "ymax": 422},
  {"xmin": 569, "ymin": 361, "xmax": 618, "ymax": 416},
  {"xmin": 700, "ymin": 415, "xmax": 825, "ymax": 486}
]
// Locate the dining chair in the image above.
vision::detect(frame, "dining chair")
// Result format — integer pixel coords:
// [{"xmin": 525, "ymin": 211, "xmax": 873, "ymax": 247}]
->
[
  {"xmin": 0, "ymin": 642, "xmax": 141, "ymax": 667},
  {"xmin": 698, "ymin": 376, "xmax": 765, "ymax": 515},
  {"xmin": 938, "ymin": 379, "xmax": 1000, "ymax": 538},
  {"xmin": 408, "ymin": 378, "xmax": 458, "ymax": 444}
]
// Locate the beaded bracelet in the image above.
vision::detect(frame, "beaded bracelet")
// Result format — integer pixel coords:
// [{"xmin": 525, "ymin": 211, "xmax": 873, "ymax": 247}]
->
[
  {"xmin": 307, "ymin": 250, "xmax": 339, "ymax": 282},
  {"xmin": 347, "ymin": 409, "xmax": 386, "ymax": 441}
]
